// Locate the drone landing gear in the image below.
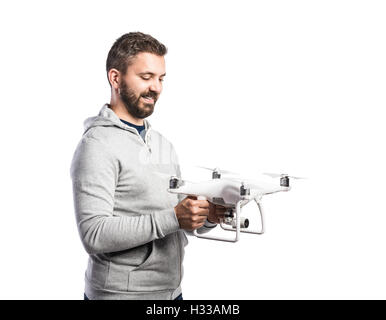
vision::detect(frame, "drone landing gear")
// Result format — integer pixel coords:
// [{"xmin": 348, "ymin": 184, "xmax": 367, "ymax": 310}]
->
[
  {"xmin": 220, "ymin": 199, "xmax": 265, "ymax": 236},
  {"xmin": 193, "ymin": 198, "xmax": 265, "ymax": 243}
]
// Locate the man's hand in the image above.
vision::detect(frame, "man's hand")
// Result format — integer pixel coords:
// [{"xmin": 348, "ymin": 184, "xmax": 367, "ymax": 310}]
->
[
  {"xmin": 174, "ymin": 196, "xmax": 209, "ymax": 231},
  {"xmin": 208, "ymin": 202, "xmax": 226, "ymax": 224}
]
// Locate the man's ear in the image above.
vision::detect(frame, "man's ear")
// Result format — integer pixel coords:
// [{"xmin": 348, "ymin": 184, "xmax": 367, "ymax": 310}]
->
[{"xmin": 108, "ymin": 68, "xmax": 121, "ymax": 90}]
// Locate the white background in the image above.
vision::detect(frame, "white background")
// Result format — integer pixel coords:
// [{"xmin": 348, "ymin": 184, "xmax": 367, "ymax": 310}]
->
[{"xmin": 0, "ymin": 0, "xmax": 385, "ymax": 299}]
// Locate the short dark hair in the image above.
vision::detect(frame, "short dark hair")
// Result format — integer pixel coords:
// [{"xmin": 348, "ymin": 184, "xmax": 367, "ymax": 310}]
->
[{"xmin": 106, "ymin": 32, "xmax": 167, "ymax": 85}]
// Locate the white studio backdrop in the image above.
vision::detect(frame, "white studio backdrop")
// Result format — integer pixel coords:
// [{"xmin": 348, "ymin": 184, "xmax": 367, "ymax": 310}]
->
[{"xmin": 0, "ymin": 0, "xmax": 385, "ymax": 299}]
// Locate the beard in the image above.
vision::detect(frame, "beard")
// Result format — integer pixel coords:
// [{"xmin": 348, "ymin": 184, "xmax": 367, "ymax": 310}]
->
[{"xmin": 119, "ymin": 80, "xmax": 157, "ymax": 119}]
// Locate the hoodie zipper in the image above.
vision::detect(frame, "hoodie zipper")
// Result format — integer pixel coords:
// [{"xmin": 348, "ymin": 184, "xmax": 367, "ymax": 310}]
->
[
  {"xmin": 144, "ymin": 129, "xmax": 152, "ymax": 153},
  {"xmin": 126, "ymin": 126, "xmax": 152, "ymax": 153},
  {"xmin": 124, "ymin": 122, "xmax": 183, "ymax": 288},
  {"xmin": 128, "ymin": 125, "xmax": 182, "ymax": 287}
]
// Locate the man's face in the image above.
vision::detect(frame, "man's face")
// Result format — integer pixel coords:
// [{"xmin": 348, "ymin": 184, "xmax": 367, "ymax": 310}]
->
[{"xmin": 119, "ymin": 52, "xmax": 166, "ymax": 119}]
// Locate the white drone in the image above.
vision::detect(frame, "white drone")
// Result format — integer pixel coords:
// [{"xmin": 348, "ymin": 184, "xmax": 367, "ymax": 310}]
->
[{"xmin": 167, "ymin": 167, "xmax": 304, "ymax": 243}]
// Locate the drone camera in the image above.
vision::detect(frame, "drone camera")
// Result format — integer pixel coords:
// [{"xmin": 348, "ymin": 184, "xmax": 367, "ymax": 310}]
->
[
  {"xmin": 169, "ymin": 176, "xmax": 180, "ymax": 189},
  {"xmin": 231, "ymin": 217, "xmax": 249, "ymax": 229},
  {"xmin": 280, "ymin": 176, "xmax": 290, "ymax": 187}
]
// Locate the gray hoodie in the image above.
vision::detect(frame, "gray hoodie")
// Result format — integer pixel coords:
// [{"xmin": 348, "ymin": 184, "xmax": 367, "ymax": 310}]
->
[{"xmin": 70, "ymin": 104, "xmax": 215, "ymax": 300}]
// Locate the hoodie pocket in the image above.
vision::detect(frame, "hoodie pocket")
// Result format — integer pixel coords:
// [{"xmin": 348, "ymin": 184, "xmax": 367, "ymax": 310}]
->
[
  {"xmin": 104, "ymin": 243, "xmax": 152, "ymax": 292},
  {"xmin": 128, "ymin": 235, "xmax": 180, "ymax": 292}
]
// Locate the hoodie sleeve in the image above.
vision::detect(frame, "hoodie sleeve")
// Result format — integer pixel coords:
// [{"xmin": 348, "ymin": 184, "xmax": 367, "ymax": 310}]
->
[{"xmin": 70, "ymin": 137, "xmax": 180, "ymax": 255}]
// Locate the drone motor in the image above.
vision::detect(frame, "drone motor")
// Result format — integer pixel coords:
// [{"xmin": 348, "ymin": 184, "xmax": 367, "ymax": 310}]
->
[
  {"xmin": 240, "ymin": 184, "xmax": 250, "ymax": 196},
  {"xmin": 280, "ymin": 176, "xmax": 289, "ymax": 187},
  {"xmin": 169, "ymin": 176, "xmax": 180, "ymax": 189},
  {"xmin": 212, "ymin": 171, "xmax": 221, "ymax": 179}
]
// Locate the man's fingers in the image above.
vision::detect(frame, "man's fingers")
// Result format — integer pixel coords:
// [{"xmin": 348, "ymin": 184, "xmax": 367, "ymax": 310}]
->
[
  {"xmin": 194, "ymin": 208, "xmax": 209, "ymax": 216},
  {"xmin": 194, "ymin": 221, "xmax": 206, "ymax": 229},
  {"xmin": 196, "ymin": 200, "xmax": 210, "ymax": 208},
  {"xmin": 185, "ymin": 197, "xmax": 209, "ymax": 209},
  {"xmin": 195, "ymin": 216, "xmax": 208, "ymax": 224}
]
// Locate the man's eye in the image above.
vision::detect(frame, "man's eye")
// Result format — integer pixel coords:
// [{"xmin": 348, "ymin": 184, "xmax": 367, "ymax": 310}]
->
[
  {"xmin": 159, "ymin": 78, "xmax": 164, "ymax": 82},
  {"xmin": 141, "ymin": 76, "xmax": 151, "ymax": 80}
]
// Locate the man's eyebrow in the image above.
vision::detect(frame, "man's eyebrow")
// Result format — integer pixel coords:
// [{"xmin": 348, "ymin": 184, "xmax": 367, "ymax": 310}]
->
[{"xmin": 139, "ymin": 72, "xmax": 166, "ymax": 77}]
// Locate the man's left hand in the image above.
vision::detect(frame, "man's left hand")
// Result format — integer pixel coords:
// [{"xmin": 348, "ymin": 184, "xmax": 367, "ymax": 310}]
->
[{"xmin": 208, "ymin": 202, "xmax": 226, "ymax": 224}]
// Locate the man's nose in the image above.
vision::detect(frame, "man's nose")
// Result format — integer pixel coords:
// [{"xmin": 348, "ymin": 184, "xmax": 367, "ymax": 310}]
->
[{"xmin": 149, "ymin": 79, "xmax": 162, "ymax": 94}]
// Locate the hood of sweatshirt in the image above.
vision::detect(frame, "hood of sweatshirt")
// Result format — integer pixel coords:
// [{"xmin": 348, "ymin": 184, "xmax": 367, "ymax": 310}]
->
[{"xmin": 83, "ymin": 104, "xmax": 151, "ymax": 135}]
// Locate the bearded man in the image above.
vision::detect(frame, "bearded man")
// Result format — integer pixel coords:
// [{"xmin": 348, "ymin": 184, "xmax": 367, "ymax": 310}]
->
[{"xmin": 70, "ymin": 32, "xmax": 224, "ymax": 300}]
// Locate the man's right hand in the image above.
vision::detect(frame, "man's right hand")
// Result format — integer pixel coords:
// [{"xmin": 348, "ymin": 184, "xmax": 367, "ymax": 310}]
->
[{"xmin": 174, "ymin": 196, "xmax": 209, "ymax": 231}]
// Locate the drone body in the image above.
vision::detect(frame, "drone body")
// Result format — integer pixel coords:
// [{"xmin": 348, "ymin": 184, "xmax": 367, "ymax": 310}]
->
[
  {"xmin": 166, "ymin": 168, "xmax": 302, "ymax": 242},
  {"xmin": 168, "ymin": 177, "xmax": 289, "ymax": 208}
]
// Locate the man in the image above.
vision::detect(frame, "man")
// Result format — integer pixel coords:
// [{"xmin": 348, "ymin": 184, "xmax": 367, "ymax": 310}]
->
[{"xmin": 70, "ymin": 32, "xmax": 224, "ymax": 300}]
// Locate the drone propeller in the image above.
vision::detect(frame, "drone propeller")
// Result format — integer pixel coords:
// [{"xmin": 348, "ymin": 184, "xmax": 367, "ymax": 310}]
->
[
  {"xmin": 224, "ymin": 177, "xmax": 261, "ymax": 190},
  {"xmin": 152, "ymin": 171, "xmax": 192, "ymax": 185},
  {"xmin": 263, "ymin": 173, "xmax": 306, "ymax": 179},
  {"xmin": 196, "ymin": 166, "xmax": 238, "ymax": 176}
]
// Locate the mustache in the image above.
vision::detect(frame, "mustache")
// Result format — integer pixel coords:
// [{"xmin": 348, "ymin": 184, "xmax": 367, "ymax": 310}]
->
[{"xmin": 141, "ymin": 91, "xmax": 158, "ymax": 101}]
